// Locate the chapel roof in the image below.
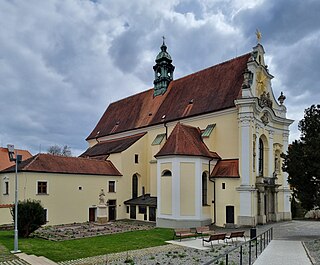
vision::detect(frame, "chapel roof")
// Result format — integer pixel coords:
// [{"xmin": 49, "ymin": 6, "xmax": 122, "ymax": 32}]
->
[
  {"xmin": 1, "ymin": 153, "xmax": 121, "ymax": 176},
  {"xmin": 155, "ymin": 122, "xmax": 217, "ymax": 159},
  {"xmin": 210, "ymin": 159, "xmax": 240, "ymax": 178},
  {"xmin": 87, "ymin": 53, "xmax": 251, "ymax": 140},
  {"xmin": 0, "ymin": 147, "xmax": 32, "ymax": 171},
  {"xmin": 80, "ymin": 132, "xmax": 146, "ymax": 158}
]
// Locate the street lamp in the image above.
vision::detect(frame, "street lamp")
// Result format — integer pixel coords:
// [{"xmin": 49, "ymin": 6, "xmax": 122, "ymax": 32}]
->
[{"xmin": 7, "ymin": 144, "xmax": 22, "ymax": 253}]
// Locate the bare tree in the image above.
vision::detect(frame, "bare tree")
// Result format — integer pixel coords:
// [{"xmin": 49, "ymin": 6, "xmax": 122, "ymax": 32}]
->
[{"xmin": 47, "ymin": 145, "xmax": 72, "ymax": 156}]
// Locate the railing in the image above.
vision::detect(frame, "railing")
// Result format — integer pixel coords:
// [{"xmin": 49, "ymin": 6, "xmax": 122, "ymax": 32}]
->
[{"xmin": 203, "ymin": 227, "xmax": 273, "ymax": 265}]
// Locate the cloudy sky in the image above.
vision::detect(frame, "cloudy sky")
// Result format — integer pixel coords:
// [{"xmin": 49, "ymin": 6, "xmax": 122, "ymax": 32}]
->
[{"xmin": 0, "ymin": 0, "xmax": 319, "ymax": 156}]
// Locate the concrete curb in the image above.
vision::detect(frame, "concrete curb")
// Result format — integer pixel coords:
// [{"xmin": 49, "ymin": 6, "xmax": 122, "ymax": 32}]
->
[{"xmin": 302, "ymin": 242, "xmax": 316, "ymax": 265}]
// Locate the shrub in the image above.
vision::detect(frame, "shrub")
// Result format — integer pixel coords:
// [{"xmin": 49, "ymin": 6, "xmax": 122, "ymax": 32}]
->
[{"xmin": 11, "ymin": 199, "xmax": 46, "ymax": 238}]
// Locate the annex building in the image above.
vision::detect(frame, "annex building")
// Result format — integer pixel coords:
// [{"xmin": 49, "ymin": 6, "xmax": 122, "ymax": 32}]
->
[{"xmin": 0, "ymin": 38, "xmax": 293, "ymax": 228}]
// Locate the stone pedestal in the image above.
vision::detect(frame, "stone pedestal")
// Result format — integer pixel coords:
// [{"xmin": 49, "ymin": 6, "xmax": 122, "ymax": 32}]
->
[
  {"xmin": 97, "ymin": 204, "xmax": 108, "ymax": 224},
  {"xmin": 257, "ymin": 214, "xmax": 266, "ymax": 224}
]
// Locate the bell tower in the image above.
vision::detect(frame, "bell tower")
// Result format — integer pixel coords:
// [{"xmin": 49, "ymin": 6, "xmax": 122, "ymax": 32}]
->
[{"xmin": 153, "ymin": 37, "xmax": 175, "ymax": 97}]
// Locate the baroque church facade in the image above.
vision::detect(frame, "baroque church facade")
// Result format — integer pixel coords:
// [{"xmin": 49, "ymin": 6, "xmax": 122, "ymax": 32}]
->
[{"xmin": 80, "ymin": 39, "xmax": 293, "ymax": 228}]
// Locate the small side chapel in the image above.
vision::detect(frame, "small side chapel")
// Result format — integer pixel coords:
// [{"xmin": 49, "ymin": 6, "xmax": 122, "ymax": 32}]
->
[{"xmin": 81, "ymin": 35, "xmax": 293, "ymax": 228}]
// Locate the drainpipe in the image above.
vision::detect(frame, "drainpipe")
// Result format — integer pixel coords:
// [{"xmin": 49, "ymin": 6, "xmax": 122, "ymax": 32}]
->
[
  {"xmin": 164, "ymin": 122, "xmax": 168, "ymax": 140},
  {"xmin": 208, "ymin": 158, "xmax": 216, "ymax": 224}
]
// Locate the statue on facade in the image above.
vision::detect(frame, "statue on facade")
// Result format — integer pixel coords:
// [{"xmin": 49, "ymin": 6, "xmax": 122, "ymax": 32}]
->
[{"xmin": 99, "ymin": 189, "xmax": 105, "ymax": 205}]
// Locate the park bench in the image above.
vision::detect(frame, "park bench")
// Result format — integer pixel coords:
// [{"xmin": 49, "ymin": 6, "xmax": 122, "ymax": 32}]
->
[
  {"xmin": 196, "ymin": 226, "xmax": 212, "ymax": 238},
  {"xmin": 202, "ymin": 232, "xmax": 227, "ymax": 247},
  {"xmin": 225, "ymin": 231, "xmax": 246, "ymax": 243},
  {"xmin": 173, "ymin": 228, "xmax": 197, "ymax": 241}
]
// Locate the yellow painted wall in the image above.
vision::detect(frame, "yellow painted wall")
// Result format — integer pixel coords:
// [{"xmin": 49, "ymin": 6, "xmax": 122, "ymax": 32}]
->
[
  {"xmin": 0, "ymin": 208, "xmax": 12, "ymax": 225},
  {"xmin": 214, "ymin": 178, "xmax": 240, "ymax": 226},
  {"xmin": 160, "ymin": 175, "xmax": 172, "ymax": 215},
  {"xmin": 180, "ymin": 162, "xmax": 195, "ymax": 216},
  {"xmin": 0, "ymin": 172, "xmax": 122, "ymax": 225}
]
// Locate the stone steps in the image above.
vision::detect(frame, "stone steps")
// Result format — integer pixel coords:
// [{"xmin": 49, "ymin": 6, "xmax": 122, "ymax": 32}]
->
[
  {"xmin": 15, "ymin": 253, "xmax": 58, "ymax": 265},
  {"xmin": 0, "ymin": 259, "xmax": 30, "ymax": 265}
]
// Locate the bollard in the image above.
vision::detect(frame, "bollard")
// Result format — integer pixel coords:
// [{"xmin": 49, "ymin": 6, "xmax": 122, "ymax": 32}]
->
[{"xmin": 250, "ymin": 228, "xmax": 257, "ymax": 239}]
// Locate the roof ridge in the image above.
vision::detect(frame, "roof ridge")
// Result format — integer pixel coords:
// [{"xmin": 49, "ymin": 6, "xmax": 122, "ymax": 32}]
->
[{"xmin": 171, "ymin": 52, "xmax": 251, "ymax": 84}]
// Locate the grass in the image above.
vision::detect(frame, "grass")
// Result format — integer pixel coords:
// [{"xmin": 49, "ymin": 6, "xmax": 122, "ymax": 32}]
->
[{"xmin": 0, "ymin": 228, "xmax": 173, "ymax": 262}]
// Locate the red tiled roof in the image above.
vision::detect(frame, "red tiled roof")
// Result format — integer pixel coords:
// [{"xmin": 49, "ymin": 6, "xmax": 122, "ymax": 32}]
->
[
  {"xmin": 210, "ymin": 159, "xmax": 240, "ymax": 178},
  {"xmin": 155, "ymin": 122, "xmax": 214, "ymax": 158},
  {"xmin": 0, "ymin": 147, "xmax": 32, "ymax": 171},
  {"xmin": 0, "ymin": 204, "xmax": 13, "ymax": 208},
  {"xmin": 1, "ymin": 153, "xmax": 121, "ymax": 176},
  {"xmin": 80, "ymin": 132, "xmax": 146, "ymax": 158},
  {"xmin": 87, "ymin": 53, "xmax": 251, "ymax": 140}
]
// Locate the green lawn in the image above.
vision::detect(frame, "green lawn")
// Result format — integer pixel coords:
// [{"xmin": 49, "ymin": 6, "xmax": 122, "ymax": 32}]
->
[{"xmin": 0, "ymin": 228, "xmax": 173, "ymax": 262}]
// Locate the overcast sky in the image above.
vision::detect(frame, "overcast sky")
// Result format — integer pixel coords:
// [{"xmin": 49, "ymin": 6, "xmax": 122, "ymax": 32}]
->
[{"xmin": 0, "ymin": 0, "xmax": 319, "ymax": 156}]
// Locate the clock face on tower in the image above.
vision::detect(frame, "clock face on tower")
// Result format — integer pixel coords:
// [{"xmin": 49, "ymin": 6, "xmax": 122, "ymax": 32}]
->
[{"xmin": 256, "ymin": 70, "xmax": 267, "ymax": 96}]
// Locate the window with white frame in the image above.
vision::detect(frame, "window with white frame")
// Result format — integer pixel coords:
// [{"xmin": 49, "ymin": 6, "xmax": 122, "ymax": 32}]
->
[
  {"xmin": 37, "ymin": 181, "xmax": 48, "ymax": 195},
  {"xmin": 108, "ymin": 181, "xmax": 116, "ymax": 193}
]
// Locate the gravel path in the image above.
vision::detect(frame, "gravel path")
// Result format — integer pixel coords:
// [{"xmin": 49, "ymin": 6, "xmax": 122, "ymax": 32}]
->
[
  {"xmin": 58, "ymin": 240, "xmax": 264, "ymax": 265},
  {"xmin": 304, "ymin": 239, "xmax": 320, "ymax": 265}
]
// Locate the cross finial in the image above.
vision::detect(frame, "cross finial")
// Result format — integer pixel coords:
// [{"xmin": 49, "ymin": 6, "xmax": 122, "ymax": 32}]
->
[
  {"xmin": 256, "ymin": 29, "xmax": 262, "ymax": 43},
  {"xmin": 162, "ymin": 36, "xmax": 166, "ymax": 45}
]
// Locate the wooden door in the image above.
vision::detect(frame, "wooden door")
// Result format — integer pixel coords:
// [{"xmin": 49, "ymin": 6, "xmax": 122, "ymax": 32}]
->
[
  {"xmin": 226, "ymin": 206, "xmax": 234, "ymax": 224},
  {"xmin": 89, "ymin": 208, "xmax": 96, "ymax": 222}
]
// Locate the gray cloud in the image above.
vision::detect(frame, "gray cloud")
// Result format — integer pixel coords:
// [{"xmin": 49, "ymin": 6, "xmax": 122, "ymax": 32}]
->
[{"xmin": 0, "ymin": 0, "xmax": 319, "ymax": 156}]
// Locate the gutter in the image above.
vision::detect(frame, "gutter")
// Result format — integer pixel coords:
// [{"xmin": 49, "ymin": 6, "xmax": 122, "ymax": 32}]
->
[{"xmin": 208, "ymin": 158, "xmax": 216, "ymax": 224}]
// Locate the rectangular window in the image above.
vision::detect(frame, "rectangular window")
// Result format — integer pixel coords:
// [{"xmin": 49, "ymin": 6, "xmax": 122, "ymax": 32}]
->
[
  {"xmin": 108, "ymin": 181, "xmax": 115, "ymax": 193},
  {"xmin": 134, "ymin": 154, "xmax": 139, "ymax": 164},
  {"xmin": 138, "ymin": 206, "xmax": 146, "ymax": 214},
  {"xmin": 44, "ymin": 209, "xmax": 48, "ymax": 222},
  {"xmin": 37, "ymin": 181, "xmax": 48, "ymax": 194},
  {"xmin": 4, "ymin": 181, "xmax": 9, "ymax": 195},
  {"xmin": 222, "ymin": 183, "xmax": 226, "ymax": 190},
  {"xmin": 126, "ymin": 206, "xmax": 130, "ymax": 214}
]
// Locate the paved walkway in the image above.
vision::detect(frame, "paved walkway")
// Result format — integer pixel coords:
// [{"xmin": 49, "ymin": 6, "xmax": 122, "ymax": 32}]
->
[
  {"xmin": 253, "ymin": 240, "xmax": 312, "ymax": 265},
  {"xmin": 252, "ymin": 220, "xmax": 320, "ymax": 265}
]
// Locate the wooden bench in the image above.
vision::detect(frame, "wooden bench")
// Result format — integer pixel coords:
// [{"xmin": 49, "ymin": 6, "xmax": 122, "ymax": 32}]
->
[
  {"xmin": 202, "ymin": 233, "xmax": 227, "ymax": 247},
  {"xmin": 196, "ymin": 226, "xmax": 212, "ymax": 238},
  {"xmin": 225, "ymin": 231, "xmax": 246, "ymax": 243},
  {"xmin": 173, "ymin": 228, "xmax": 197, "ymax": 241}
]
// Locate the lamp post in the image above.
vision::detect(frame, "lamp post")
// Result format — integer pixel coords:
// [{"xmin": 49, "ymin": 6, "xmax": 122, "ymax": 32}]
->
[{"xmin": 7, "ymin": 144, "xmax": 22, "ymax": 253}]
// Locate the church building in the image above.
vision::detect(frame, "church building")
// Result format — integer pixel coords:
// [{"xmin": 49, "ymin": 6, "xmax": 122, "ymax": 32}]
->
[{"xmin": 81, "ymin": 37, "xmax": 294, "ymax": 228}]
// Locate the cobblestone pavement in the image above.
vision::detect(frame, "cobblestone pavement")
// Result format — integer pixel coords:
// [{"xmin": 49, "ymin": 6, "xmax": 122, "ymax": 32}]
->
[{"xmin": 257, "ymin": 220, "xmax": 320, "ymax": 241}]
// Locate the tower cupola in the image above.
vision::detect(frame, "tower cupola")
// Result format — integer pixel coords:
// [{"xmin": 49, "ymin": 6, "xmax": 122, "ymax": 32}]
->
[{"xmin": 153, "ymin": 37, "xmax": 175, "ymax": 97}]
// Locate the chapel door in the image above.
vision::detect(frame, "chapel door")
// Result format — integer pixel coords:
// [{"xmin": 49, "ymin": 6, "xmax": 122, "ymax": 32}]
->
[
  {"xmin": 226, "ymin": 206, "xmax": 235, "ymax": 224},
  {"xmin": 149, "ymin": 207, "xmax": 156, "ymax": 222},
  {"xmin": 130, "ymin": 205, "xmax": 136, "ymax": 219}
]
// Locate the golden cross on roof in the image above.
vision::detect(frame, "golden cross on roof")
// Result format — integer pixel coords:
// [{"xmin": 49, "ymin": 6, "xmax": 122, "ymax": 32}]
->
[{"xmin": 256, "ymin": 29, "xmax": 262, "ymax": 43}]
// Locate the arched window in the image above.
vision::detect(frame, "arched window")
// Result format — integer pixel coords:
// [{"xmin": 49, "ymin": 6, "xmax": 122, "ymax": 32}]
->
[
  {"xmin": 161, "ymin": 170, "xmax": 172, "ymax": 177},
  {"xmin": 132, "ymin": 174, "xmax": 138, "ymax": 198},
  {"xmin": 202, "ymin": 172, "xmax": 208, "ymax": 206},
  {"xmin": 259, "ymin": 138, "xmax": 264, "ymax": 176}
]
